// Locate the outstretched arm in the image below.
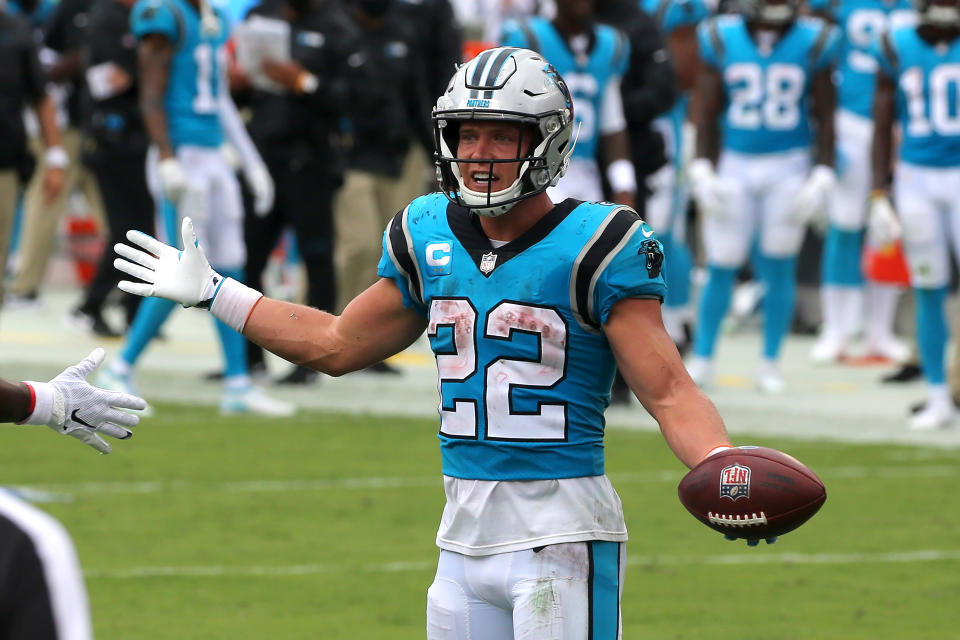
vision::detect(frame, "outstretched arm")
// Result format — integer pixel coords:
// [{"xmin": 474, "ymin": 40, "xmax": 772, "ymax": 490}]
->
[
  {"xmin": 115, "ymin": 218, "xmax": 428, "ymax": 376},
  {"xmin": 604, "ymin": 298, "xmax": 730, "ymax": 468}
]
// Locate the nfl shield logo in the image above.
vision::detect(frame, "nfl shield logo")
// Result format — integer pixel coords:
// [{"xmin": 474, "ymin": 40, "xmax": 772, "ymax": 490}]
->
[
  {"xmin": 479, "ymin": 252, "xmax": 498, "ymax": 274},
  {"xmin": 719, "ymin": 463, "xmax": 751, "ymax": 500}
]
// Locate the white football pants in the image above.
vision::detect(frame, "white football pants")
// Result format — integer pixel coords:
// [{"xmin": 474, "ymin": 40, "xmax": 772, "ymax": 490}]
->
[{"xmin": 426, "ymin": 542, "xmax": 624, "ymax": 640}]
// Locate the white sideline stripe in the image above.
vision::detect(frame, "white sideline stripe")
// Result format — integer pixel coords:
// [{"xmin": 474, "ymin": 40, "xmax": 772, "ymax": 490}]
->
[
  {"xmin": 85, "ymin": 549, "xmax": 960, "ymax": 579},
  {"xmin": 16, "ymin": 464, "xmax": 960, "ymax": 496}
]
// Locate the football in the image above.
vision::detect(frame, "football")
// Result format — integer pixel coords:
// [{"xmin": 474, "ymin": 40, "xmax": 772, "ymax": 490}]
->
[{"xmin": 677, "ymin": 446, "xmax": 826, "ymax": 540}]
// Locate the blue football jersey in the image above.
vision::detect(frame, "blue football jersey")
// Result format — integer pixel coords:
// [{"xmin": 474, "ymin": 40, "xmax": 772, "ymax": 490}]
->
[
  {"xmin": 130, "ymin": 0, "xmax": 229, "ymax": 149},
  {"xmin": 378, "ymin": 194, "xmax": 666, "ymax": 481},
  {"xmin": 698, "ymin": 15, "xmax": 841, "ymax": 154},
  {"xmin": 642, "ymin": 0, "xmax": 710, "ymax": 164},
  {"xmin": 499, "ymin": 18, "xmax": 629, "ymax": 161},
  {"xmin": 872, "ymin": 26, "xmax": 960, "ymax": 167},
  {"xmin": 809, "ymin": 0, "xmax": 913, "ymax": 119}
]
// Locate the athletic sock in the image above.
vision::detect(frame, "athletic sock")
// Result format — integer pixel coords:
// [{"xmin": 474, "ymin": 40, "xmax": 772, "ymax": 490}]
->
[
  {"xmin": 693, "ymin": 265, "xmax": 737, "ymax": 358},
  {"xmin": 915, "ymin": 286, "xmax": 949, "ymax": 385},
  {"xmin": 760, "ymin": 255, "xmax": 797, "ymax": 360}
]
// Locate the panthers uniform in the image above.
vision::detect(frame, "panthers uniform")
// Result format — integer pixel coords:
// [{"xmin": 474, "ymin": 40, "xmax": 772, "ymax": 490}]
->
[
  {"xmin": 872, "ymin": 23, "xmax": 960, "ymax": 426},
  {"xmin": 690, "ymin": 13, "xmax": 840, "ymax": 386},
  {"xmin": 500, "ymin": 18, "xmax": 630, "ymax": 201},
  {"xmin": 379, "ymin": 192, "xmax": 665, "ymax": 637},
  {"xmin": 808, "ymin": 0, "xmax": 913, "ymax": 362}
]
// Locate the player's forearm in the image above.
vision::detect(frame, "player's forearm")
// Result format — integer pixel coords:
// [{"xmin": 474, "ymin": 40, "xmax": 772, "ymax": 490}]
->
[
  {"xmin": 138, "ymin": 37, "xmax": 174, "ymax": 158},
  {"xmin": 695, "ymin": 68, "xmax": 722, "ymax": 162},
  {"xmin": 33, "ymin": 95, "xmax": 62, "ymax": 150},
  {"xmin": 656, "ymin": 386, "xmax": 732, "ymax": 468},
  {"xmin": 0, "ymin": 380, "xmax": 31, "ymax": 424},
  {"xmin": 241, "ymin": 298, "xmax": 355, "ymax": 376},
  {"xmin": 871, "ymin": 77, "xmax": 896, "ymax": 192},
  {"xmin": 812, "ymin": 69, "xmax": 836, "ymax": 167}
]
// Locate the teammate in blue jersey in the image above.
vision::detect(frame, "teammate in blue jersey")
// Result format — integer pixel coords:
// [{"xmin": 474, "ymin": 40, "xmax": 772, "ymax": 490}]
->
[
  {"xmin": 686, "ymin": 0, "xmax": 841, "ymax": 392},
  {"xmin": 807, "ymin": 0, "xmax": 914, "ymax": 364},
  {"xmin": 870, "ymin": 0, "xmax": 960, "ymax": 430},
  {"xmin": 111, "ymin": 47, "xmax": 777, "ymax": 639},
  {"xmin": 96, "ymin": 0, "xmax": 293, "ymax": 416},
  {"xmin": 641, "ymin": 0, "xmax": 710, "ymax": 354},
  {"xmin": 499, "ymin": 0, "xmax": 638, "ymax": 209}
]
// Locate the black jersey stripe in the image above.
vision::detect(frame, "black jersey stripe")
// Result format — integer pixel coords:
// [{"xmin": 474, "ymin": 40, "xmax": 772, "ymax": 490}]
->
[
  {"xmin": 386, "ymin": 206, "xmax": 424, "ymax": 306},
  {"xmin": 570, "ymin": 207, "xmax": 642, "ymax": 332}
]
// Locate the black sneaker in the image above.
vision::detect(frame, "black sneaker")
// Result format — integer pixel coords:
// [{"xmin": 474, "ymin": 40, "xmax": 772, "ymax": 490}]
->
[
  {"xmin": 366, "ymin": 361, "xmax": 401, "ymax": 375},
  {"xmin": 276, "ymin": 366, "xmax": 319, "ymax": 385},
  {"xmin": 66, "ymin": 308, "xmax": 121, "ymax": 338},
  {"xmin": 881, "ymin": 363, "xmax": 922, "ymax": 384}
]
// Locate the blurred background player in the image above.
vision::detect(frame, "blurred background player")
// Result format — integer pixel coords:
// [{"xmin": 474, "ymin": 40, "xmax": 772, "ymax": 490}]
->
[
  {"xmin": 807, "ymin": 0, "xmax": 913, "ymax": 364},
  {"xmin": 0, "ymin": 5, "xmax": 66, "ymax": 317},
  {"xmin": 639, "ymin": 0, "xmax": 709, "ymax": 355},
  {"xmin": 870, "ymin": 0, "xmax": 960, "ymax": 429},
  {"xmin": 5, "ymin": 0, "xmax": 106, "ymax": 312},
  {"xmin": 331, "ymin": 0, "xmax": 434, "ymax": 374},
  {"xmin": 687, "ymin": 0, "xmax": 841, "ymax": 392},
  {"xmin": 96, "ymin": 0, "xmax": 294, "ymax": 416},
  {"xmin": 113, "ymin": 47, "xmax": 776, "ymax": 640},
  {"xmin": 499, "ymin": 0, "xmax": 637, "ymax": 208},
  {"xmin": 231, "ymin": 0, "xmax": 355, "ymax": 385},
  {"xmin": 68, "ymin": 0, "xmax": 156, "ymax": 337}
]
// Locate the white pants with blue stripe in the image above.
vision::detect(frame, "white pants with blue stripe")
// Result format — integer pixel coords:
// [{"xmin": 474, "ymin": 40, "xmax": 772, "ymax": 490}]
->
[{"xmin": 426, "ymin": 542, "xmax": 624, "ymax": 640}]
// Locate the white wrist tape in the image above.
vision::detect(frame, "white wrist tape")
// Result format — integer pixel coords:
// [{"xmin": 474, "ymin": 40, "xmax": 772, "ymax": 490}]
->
[
  {"xmin": 44, "ymin": 146, "xmax": 69, "ymax": 169},
  {"xmin": 209, "ymin": 278, "xmax": 263, "ymax": 333},
  {"xmin": 20, "ymin": 382, "xmax": 55, "ymax": 426},
  {"xmin": 705, "ymin": 445, "xmax": 733, "ymax": 459},
  {"xmin": 605, "ymin": 158, "xmax": 637, "ymax": 194}
]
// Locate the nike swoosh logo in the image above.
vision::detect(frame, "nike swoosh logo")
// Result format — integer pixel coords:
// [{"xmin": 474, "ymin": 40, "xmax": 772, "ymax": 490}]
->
[
  {"xmin": 71, "ymin": 409, "xmax": 96, "ymax": 429},
  {"xmin": 642, "ymin": 227, "xmax": 654, "ymax": 238}
]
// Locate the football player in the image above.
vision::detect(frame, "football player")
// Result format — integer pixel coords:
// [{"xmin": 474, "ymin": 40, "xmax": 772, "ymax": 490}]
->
[
  {"xmin": 499, "ymin": 0, "xmax": 638, "ymax": 208},
  {"xmin": 687, "ymin": 0, "xmax": 841, "ymax": 392},
  {"xmin": 870, "ymin": 0, "xmax": 960, "ymax": 429},
  {"xmin": 641, "ymin": 0, "xmax": 711, "ymax": 353},
  {"xmin": 113, "ymin": 48, "xmax": 767, "ymax": 640},
  {"xmin": 95, "ymin": 0, "xmax": 293, "ymax": 416},
  {"xmin": 808, "ymin": 0, "xmax": 914, "ymax": 364}
]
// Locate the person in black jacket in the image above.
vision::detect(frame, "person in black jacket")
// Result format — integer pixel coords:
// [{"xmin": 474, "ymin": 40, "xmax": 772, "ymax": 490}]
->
[
  {"xmin": 69, "ymin": 0, "xmax": 155, "ymax": 337},
  {"xmin": 331, "ymin": 0, "xmax": 433, "ymax": 374},
  {"xmin": 235, "ymin": 0, "xmax": 356, "ymax": 384},
  {"xmin": 0, "ymin": 9, "xmax": 66, "ymax": 314}
]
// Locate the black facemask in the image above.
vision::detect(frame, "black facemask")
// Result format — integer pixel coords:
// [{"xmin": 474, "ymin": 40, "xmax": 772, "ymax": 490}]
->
[{"xmin": 357, "ymin": 0, "xmax": 392, "ymax": 17}]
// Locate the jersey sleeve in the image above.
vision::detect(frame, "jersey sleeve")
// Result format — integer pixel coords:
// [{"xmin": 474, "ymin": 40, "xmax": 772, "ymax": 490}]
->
[
  {"xmin": 498, "ymin": 18, "xmax": 528, "ymax": 48},
  {"xmin": 377, "ymin": 209, "xmax": 429, "ymax": 316},
  {"xmin": 663, "ymin": 0, "xmax": 709, "ymax": 32},
  {"xmin": 130, "ymin": 0, "xmax": 179, "ymax": 42},
  {"xmin": 812, "ymin": 23, "xmax": 842, "ymax": 70},
  {"xmin": 595, "ymin": 223, "xmax": 666, "ymax": 325},
  {"xmin": 696, "ymin": 19, "xmax": 721, "ymax": 69}
]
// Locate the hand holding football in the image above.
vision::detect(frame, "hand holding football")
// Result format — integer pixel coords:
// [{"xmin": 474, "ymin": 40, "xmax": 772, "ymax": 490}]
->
[{"xmin": 678, "ymin": 446, "xmax": 826, "ymax": 540}]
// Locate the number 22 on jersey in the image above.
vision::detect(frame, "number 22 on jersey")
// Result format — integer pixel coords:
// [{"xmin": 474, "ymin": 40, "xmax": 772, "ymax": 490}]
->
[{"xmin": 429, "ymin": 298, "xmax": 568, "ymax": 442}]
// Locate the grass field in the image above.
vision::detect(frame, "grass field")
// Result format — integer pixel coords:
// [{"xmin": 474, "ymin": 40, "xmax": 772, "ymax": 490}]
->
[{"xmin": 2, "ymin": 404, "xmax": 959, "ymax": 639}]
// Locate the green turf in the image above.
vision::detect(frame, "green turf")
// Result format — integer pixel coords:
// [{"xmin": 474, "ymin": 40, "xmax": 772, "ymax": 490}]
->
[{"xmin": 2, "ymin": 405, "xmax": 958, "ymax": 639}]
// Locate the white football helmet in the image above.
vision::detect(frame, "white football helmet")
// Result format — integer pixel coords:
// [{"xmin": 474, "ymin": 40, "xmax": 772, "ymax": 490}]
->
[
  {"xmin": 433, "ymin": 47, "xmax": 575, "ymax": 218},
  {"xmin": 737, "ymin": 0, "xmax": 799, "ymax": 25},
  {"xmin": 913, "ymin": 0, "xmax": 960, "ymax": 26}
]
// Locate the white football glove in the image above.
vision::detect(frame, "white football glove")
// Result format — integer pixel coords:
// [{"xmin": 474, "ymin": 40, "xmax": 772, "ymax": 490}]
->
[
  {"xmin": 688, "ymin": 158, "xmax": 730, "ymax": 220},
  {"xmin": 157, "ymin": 156, "xmax": 188, "ymax": 204},
  {"xmin": 115, "ymin": 216, "xmax": 223, "ymax": 308},
  {"xmin": 22, "ymin": 348, "xmax": 146, "ymax": 454},
  {"xmin": 787, "ymin": 165, "xmax": 836, "ymax": 227},
  {"xmin": 244, "ymin": 162, "xmax": 274, "ymax": 217},
  {"xmin": 867, "ymin": 192, "xmax": 903, "ymax": 248}
]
